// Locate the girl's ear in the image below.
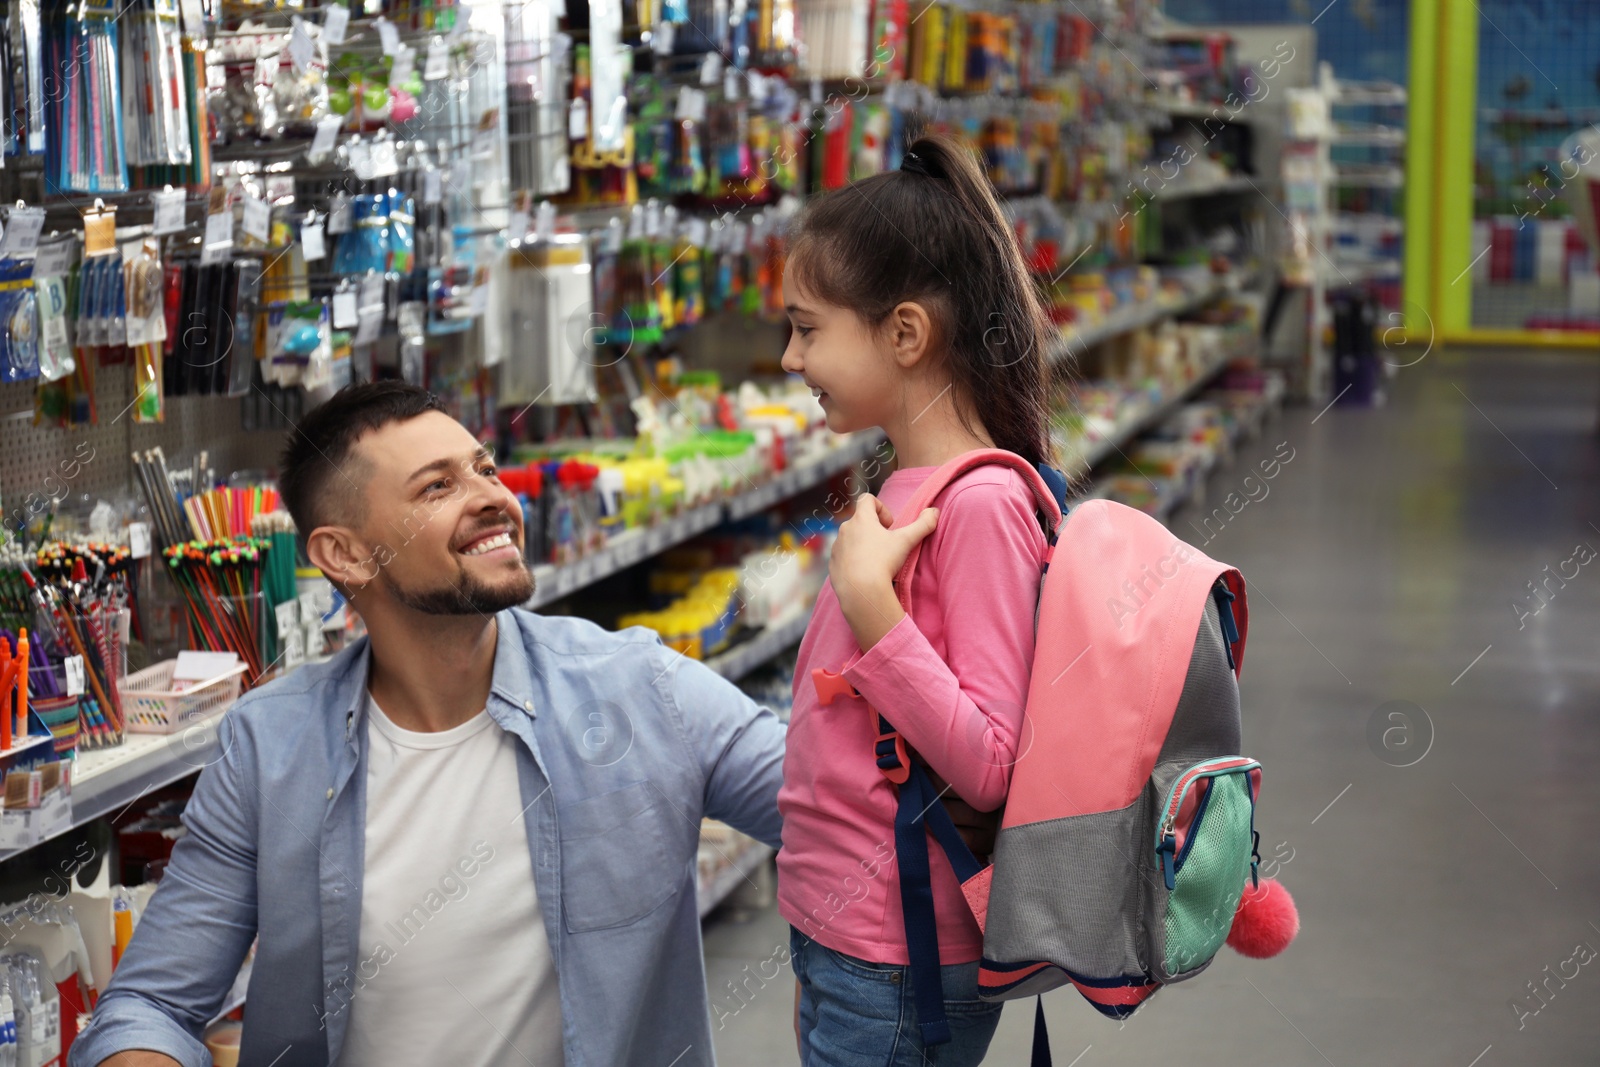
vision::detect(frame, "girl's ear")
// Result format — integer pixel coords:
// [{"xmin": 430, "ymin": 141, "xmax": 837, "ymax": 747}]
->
[{"xmin": 888, "ymin": 300, "xmax": 935, "ymax": 370}]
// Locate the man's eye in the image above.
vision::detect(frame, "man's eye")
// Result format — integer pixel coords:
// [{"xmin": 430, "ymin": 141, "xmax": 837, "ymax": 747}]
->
[
  {"xmin": 482, "ymin": 465, "xmax": 498, "ymax": 478},
  {"xmin": 424, "ymin": 480, "xmax": 449, "ymax": 494}
]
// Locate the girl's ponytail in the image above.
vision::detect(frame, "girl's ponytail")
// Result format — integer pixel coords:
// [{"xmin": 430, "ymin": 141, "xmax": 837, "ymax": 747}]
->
[{"xmin": 788, "ymin": 131, "xmax": 1053, "ymax": 466}]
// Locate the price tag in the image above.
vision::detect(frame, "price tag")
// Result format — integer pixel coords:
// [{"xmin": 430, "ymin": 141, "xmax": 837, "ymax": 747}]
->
[
  {"xmin": 390, "ymin": 45, "xmax": 414, "ymax": 86},
  {"xmin": 331, "ymin": 289, "xmax": 359, "ymax": 328},
  {"xmin": 354, "ymin": 307, "xmax": 382, "ymax": 345},
  {"xmin": 288, "ymin": 17, "xmax": 314, "ymax": 72},
  {"xmin": 651, "ymin": 21, "xmax": 675, "ymax": 55},
  {"xmin": 255, "ymin": 53, "xmax": 276, "ymax": 86},
  {"xmin": 424, "ymin": 37, "xmax": 449, "ymax": 80},
  {"xmin": 200, "ymin": 209, "xmax": 234, "ymax": 266},
  {"xmin": 423, "ymin": 168, "xmax": 443, "ymax": 205},
  {"xmin": 242, "ymin": 193, "xmax": 271, "ymax": 243},
  {"xmin": 299, "ymin": 589, "xmax": 323, "ymax": 625},
  {"xmin": 128, "ymin": 522, "xmax": 152, "ymax": 559},
  {"xmin": 64, "ymin": 657, "xmax": 84, "ymax": 697},
  {"xmin": 275, "ymin": 599, "xmax": 300, "ymax": 637},
  {"xmin": 568, "ymin": 96, "xmax": 588, "ymax": 140},
  {"xmin": 376, "ymin": 17, "xmax": 401, "ymax": 56},
  {"xmin": 347, "ymin": 141, "xmax": 374, "ymax": 179},
  {"xmin": 284, "ymin": 629, "xmax": 306, "ymax": 670},
  {"xmin": 179, "ymin": 0, "xmax": 204, "ymax": 36},
  {"xmin": 508, "ymin": 209, "xmax": 529, "ymax": 240},
  {"xmin": 151, "ymin": 188, "xmax": 186, "ymax": 235},
  {"xmin": 301, "ymin": 218, "xmax": 325, "ymax": 261},
  {"xmin": 723, "ymin": 66, "xmax": 739, "ymax": 99},
  {"xmin": 0, "ymin": 207, "xmax": 45, "ymax": 256},
  {"xmin": 327, "ymin": 194, "xmax": 353, "ymax": 234},
  {"xmin": 33, "ymin": 235, "xmax": 77, "ymax": 278},
  {"xmin": 699, "ymin": 51, "xmax": 721, "ymax": 86},
  {"xmin": 308, "ymin": 114, "xmax": 342, "ymax": 163},
  {"xmin": 370, "ymin": 138, "xmax": 399, "ymax": 178},
  {"xmin": 323, "ymin": 3, "xmax": 349, "ymax": 45}
]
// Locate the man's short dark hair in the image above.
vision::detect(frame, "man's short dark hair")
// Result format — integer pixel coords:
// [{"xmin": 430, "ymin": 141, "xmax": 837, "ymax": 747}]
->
[{"xmin": 278, "ymin": 381, "xmax": 446, "ymax": 534}]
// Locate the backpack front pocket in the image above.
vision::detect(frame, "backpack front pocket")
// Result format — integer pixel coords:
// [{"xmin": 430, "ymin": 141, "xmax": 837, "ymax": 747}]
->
[{"xmin": 1150, "ymin": 756, "xmax": 1261, "ymax": 981}]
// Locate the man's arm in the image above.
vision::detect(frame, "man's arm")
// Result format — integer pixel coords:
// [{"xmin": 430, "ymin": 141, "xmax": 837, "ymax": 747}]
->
[
  {"xmin": 663, "ymin": 653, "xmax": 785, "ymax": 850},
  {"xmin": 70, "ymin": 715, "xmax": 261, "ymax": 1067}
]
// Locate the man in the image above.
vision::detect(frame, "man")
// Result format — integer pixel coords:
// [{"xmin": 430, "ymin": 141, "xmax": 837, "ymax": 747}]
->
[{"xmin": 73, "ymin": 382, "xmax": 787, "ymax": 1067}]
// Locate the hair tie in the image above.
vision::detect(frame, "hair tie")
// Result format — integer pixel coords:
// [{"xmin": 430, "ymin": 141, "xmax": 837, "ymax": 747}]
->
[{"xmin": 900, "ymin": 149, "xmax": 933, "ymax": 177}]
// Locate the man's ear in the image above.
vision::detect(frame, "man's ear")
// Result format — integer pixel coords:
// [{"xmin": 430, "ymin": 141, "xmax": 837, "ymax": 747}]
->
[
  {"xmin": 889, "ymin": 300, "xmax": 935, "ymax": 370},
  {"xmin": 307, "ymin": 526, "xmax": 380, "ymax": 593}
]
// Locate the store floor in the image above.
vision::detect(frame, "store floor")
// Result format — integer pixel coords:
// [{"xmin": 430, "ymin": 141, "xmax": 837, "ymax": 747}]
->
[{"xmin": 702, "ymin": 346, "xmax": 1600, "ymax": 1066}]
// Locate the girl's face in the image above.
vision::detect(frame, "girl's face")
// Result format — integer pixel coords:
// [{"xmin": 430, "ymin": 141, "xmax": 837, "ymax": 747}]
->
[{"xmin": 780, "ymin": 269, "xmax": 900, "ymax": 435}]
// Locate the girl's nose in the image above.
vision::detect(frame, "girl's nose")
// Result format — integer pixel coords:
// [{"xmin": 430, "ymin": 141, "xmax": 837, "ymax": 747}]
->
[{"xmin": 781, "ymin": 341, "xmax": 803, "ymax": 375}]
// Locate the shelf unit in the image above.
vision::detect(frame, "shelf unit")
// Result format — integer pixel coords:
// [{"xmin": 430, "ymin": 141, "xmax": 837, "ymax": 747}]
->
[
  {"xmin": 697, "ymin": 843, "xmax": 774, "ymax": 918},
  {"xmin": 525, "ymin": 431, "xmax": 885, "ymax": 610}
]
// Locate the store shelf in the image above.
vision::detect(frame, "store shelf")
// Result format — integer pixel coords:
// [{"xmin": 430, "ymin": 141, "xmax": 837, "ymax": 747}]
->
[
  {"xmin": 1062, "ymin": 354, "xmax": 1237, "ymax": 478},
  {"xmin": 1330, "ymin": 123, "xmax": 1405, "ymax": 147},
  {"xmin": 0, "ymin": 732, "xmax": 222, "ymax": 864},
  {"xmin": 1147, "ymin": 175, "xmax": 1258, "ymax": 201},
  {"xmin": 1322, "ymin": 258, "xmax": 1402, "ymax": 285},
  {"xmin": 1327, "ymin": 164, "xmax": 1404, "ymax": 189},
  {"xmin": 697, "ymin": 842, "xmax": 774, "ymax": 918},
  {"xmin": 706, "ymin": 606, "xmax": 810, "ymax": 683},
  {"xmin": 1330, "ymin": 213, "xmax": 1404, "ymax": 237},
  {"xmin": 525, "ymin": 432, "xmax": 885, "ymax": 610},
  {"xmin": 1054, "ymin": 269, "xmax": 1256, "ymax": 357},
  {"xmin": 1152, "ymin": 98, "xmax": 1260, "ymax": 123}
]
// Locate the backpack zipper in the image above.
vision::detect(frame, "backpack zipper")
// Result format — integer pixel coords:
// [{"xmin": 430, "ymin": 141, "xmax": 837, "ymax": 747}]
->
[{"xmin": 1154, "ymin": 756, "xmax": 1261, "ymax": 890}]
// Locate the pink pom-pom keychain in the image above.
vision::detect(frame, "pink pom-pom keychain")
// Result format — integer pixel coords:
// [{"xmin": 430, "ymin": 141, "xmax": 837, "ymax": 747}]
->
[{"xmin": 1226, "ymin": 877, "xmax": 1299, "ymax": 959}]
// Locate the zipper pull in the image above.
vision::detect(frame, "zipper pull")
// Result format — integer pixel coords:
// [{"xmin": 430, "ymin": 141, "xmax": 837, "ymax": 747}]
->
[
  {"xmin": 1251, "ymin": 830, "xmax": 1262, "ymax": 888},
  {"xmin": 1157, "ymin": 833, "xmax": 1177, "ymax": 891}
]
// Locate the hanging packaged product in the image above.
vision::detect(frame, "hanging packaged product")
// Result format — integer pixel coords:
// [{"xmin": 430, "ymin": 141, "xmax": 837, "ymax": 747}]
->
[
  {"xmin": 0, "ymin": 258, "xmax": 39, "ymax": 383},
  {"xmin": 32, "ymin": 234, "xmax": 79, "ymax": 383},
  {"xmin": 43, "ymin": 0, "xmax": 130, "ymax": 194},
  {"xmin": 122, "ymin": 0, "xmax": 193, "ymax": 167},
  {"xmin": 124, "ymin": 238, "xmax": 168, "ymax": 426}
]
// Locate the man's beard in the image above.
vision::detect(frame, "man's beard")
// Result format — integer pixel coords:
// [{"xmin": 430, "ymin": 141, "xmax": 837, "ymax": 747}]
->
[{"xmin": 384, "ymin": 561, "xmax": 536, "ymax": 616}]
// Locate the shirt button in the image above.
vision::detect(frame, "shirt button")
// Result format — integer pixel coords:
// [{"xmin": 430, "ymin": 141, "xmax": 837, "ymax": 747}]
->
[
  {"xmin": 523, "ymin": 700, "xmax": 534, "ymax": 711},
  {"xmin": 326, "ymin": 788, "xmax": 334, "ymax": 799}
]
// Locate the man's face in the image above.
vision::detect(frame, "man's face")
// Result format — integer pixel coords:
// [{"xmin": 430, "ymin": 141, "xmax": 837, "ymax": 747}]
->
[{"xmin": 349, "ymin": 411, "xmax": 533, "ymax": 615}]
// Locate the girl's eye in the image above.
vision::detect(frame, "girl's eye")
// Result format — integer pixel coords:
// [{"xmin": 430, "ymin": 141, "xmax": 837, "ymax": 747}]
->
[
  {"xmin": 795, "ymin": 325, "xmax": 814, "ymax": 338},
  {"xmin": 482, "ymin": 465, "xmax": 499, "ymax": 479}
]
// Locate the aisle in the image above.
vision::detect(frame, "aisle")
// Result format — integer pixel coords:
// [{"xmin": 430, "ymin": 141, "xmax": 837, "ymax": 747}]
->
[{"xmin": 703, "ymin": 347, "xmax": 1600, "ymax": 1066}]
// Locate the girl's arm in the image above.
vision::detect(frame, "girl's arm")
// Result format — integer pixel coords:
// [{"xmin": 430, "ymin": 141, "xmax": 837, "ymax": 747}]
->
[{"xmin": 832, "ymin": 475, "xmax": 1044, "ymax": 810}]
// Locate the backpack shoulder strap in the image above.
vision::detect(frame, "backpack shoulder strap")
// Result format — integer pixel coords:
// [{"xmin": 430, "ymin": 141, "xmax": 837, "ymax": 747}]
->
[{"xmin": 888, "ymin": 448, "xmax": 1064, "ymax": 613}]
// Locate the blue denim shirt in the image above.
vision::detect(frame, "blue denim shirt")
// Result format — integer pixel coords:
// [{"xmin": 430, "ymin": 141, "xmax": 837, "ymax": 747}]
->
[{"xmin": 70, "ymin": 609, "xmax": 786, "ymax": 1067}]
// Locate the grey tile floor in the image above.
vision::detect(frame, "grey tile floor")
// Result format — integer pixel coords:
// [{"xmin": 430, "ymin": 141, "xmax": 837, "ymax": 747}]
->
[{"xmin": 702, "ymin": 347, "xmax": 1600, "ymax": 1066}]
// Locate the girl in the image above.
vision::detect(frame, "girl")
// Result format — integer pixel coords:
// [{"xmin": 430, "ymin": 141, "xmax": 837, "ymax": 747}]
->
[{"xmin": 777, "ymin": 132, "xmax": 1055, "ymax": 1066}]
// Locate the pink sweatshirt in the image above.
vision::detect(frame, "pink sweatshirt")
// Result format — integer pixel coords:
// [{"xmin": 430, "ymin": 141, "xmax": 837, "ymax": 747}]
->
[{"xmin": 777, "ymin": 463, "xmax": 1046, "ymax": 965}]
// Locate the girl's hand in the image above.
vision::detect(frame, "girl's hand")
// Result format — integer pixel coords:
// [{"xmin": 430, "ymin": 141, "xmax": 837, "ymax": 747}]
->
[{"xmin": 829, "ymin": 494, "xmax": 938, "ymax": 651}]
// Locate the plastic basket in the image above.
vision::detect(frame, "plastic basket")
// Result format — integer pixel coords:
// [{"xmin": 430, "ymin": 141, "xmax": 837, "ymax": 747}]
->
[{"xmin": 118, "ymin": 660, "xmax": 249, "ymax": 735}]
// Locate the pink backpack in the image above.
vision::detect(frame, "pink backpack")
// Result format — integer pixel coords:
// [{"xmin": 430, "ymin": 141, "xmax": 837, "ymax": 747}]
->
[{"xmin": 813, "ymin": 449, "xmax": 1258, "ymax": 1055}]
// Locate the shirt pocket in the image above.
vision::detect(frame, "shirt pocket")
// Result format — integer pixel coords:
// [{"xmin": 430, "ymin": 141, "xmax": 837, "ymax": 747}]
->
[{"xmin": 559, "ymin": 781, "xmax": 678, "ymax": 932}]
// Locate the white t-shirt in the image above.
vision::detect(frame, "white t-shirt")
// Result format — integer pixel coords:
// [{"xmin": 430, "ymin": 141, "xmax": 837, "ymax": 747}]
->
[{"xmin": 337, "ymin": 694, "xmax": 564, "ymax": 1067}]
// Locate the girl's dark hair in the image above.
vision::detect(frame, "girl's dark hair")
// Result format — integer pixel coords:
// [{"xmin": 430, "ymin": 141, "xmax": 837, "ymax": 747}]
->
[{"xmin": 787, "ymin": 131, "xmax": 1053, "ymax": 466}]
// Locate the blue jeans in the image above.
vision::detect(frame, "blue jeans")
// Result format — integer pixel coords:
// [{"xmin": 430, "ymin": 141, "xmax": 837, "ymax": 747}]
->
[{"xmin": 791, "ymin": 927, "xmax": 1003, "ymax": 1067}]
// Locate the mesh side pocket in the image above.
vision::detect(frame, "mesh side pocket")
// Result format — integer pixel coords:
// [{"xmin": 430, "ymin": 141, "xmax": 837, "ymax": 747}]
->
[{"xmin": 1161, "ymin": 773, "xmax": 1254, "ymax": 979}]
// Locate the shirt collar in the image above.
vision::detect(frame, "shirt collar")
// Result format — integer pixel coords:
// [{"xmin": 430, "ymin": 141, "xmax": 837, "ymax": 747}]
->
[{"xmin": 335, "ymin": 608, "xmax": 535, "ymax": 746}]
